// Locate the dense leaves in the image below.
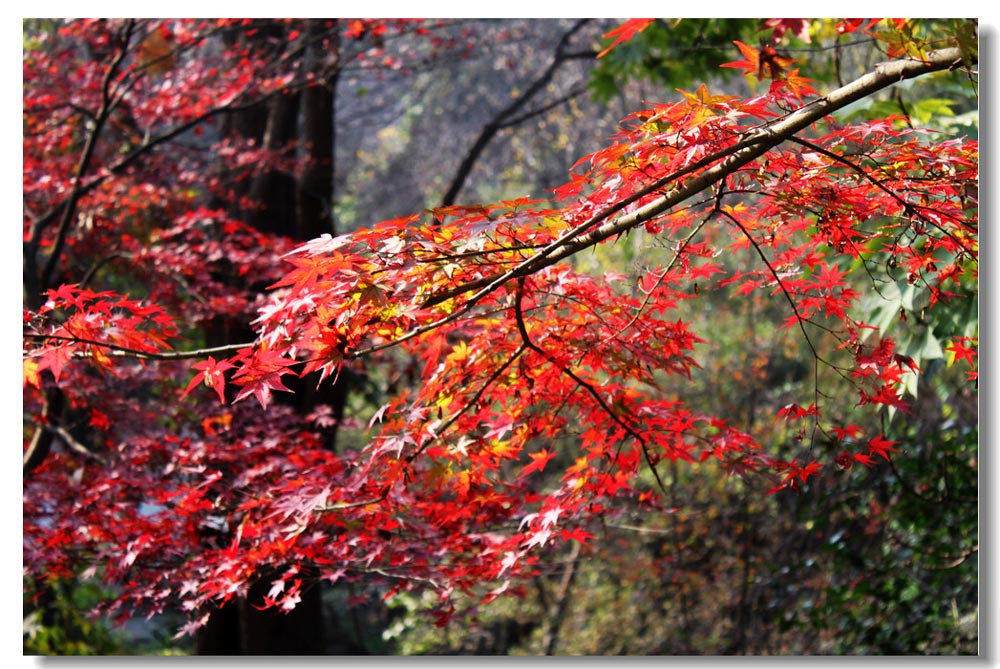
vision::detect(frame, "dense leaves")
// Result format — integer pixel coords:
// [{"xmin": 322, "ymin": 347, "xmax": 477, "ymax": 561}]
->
[{"xmin": 23, "ymin": 18, "xmax": 977, "ymax": 648}]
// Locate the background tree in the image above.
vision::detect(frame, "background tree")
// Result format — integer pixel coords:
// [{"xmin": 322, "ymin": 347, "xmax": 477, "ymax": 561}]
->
[{"xmin": 23, "ymin": 18, "xmax": 977, "ymax": 655}]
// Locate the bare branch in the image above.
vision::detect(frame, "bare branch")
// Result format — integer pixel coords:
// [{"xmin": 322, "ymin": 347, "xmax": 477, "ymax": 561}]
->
[
  {"xmin": 23, "ymin": 333, "xmax": 249, "ymax": 361},
  {"xmin": 439, "ymin": 19, "xmax": 591, "ymax": 208}
]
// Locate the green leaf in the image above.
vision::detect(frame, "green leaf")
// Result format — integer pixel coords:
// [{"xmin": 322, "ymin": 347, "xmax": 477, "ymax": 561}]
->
[
  {"xmin": 910, "ymin": 98, "xmax": 955, "ymax": 125},
  {"xmin": 918, "ymin": 327, "xmax": 944, "ymax": 361}
]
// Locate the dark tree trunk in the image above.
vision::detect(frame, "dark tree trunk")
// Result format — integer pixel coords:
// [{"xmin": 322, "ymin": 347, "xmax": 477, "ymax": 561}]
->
[
  {"xmin": 195, "ymin": 20, "xmax": 353, "ymax": 655},
  {"xmin": 295, "ymin": 19, "xmax": 337, "ymax": 242},
  {"xmin": 195, "ymin": 569, "xmax": 330, "ymax": 655},
  {"xmin": 291, "ymin": 19, "xmax": 348, "ymax": 448},
  {"xmin": 247, "ymin": 90, "xmax": 301, "ymax": 236}
]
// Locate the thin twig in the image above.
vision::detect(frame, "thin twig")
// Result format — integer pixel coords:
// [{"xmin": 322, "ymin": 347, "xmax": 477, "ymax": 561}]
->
[
  {"xmin": 513, "ymin": 277, "xmax": 670, "ymax": 496},
  {"xmin": 24, "ymin": 333, "xmax": 249, "ymax": 361}
]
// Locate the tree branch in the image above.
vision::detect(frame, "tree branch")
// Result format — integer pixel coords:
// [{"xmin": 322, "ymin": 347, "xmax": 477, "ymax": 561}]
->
[
  {"xmin": 32, "ymin": 421, "xmax": 108, "ymax": 465},
  {"xmin": 423, "ymin": 47, "xmax": 970, "ymax": 310},
  {"xmin": 23, "ymin": 333, "xmax": 249, "ymax": 361},
  {"xmin": 541, "ymin": 539, "xmax": 581, "ymax": 655},
  {"xmin": 27, "ymin": 20, "xmax": 136, "ymax": 309},
  {"xmin": 23, "ymin": 387, "xmax": 65, "ymax": 475},
  {"xmin": 439, "ymin": 19, "xmax": 591, "ymax": 208},
  {"xmin": 350, "ymin": 48, "xmax": 970, "ymax": 363},
  {"xmin": 513, "ymin": 277, "xmax": 670, "ymax": 496}
]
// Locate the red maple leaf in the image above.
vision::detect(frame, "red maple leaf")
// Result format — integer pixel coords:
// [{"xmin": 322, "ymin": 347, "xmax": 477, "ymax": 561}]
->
[
  {"xmin": 558, "ymin": 527, "xmax": 595, "ymax": 544},
  {"xmin": 518, "ymin": 448, "xmax": 556, "ymax": 479},
  {"xmin": 230, "ymin": 347, "xmax": 295, "ymax": 409},
  {"xmin": 947, "ymin": 338, "xmax": 978, "ymax": 367},
  {"xmin": 867, "ymin": 435, "xmax": 899, "ymax": 462},
  {"xmin": 181, "ymin": 356, "xmax": 234, "ymax": 403},
  {"xmin": 597, "ymin": 19, "xmax": 654, "ymax": 59}
]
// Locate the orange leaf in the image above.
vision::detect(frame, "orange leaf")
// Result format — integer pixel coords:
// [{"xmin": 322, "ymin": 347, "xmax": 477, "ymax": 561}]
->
[
  {"xmin": 781, "ymin": 68, "xmax": 817, "ymax": 100},
  {"xmin": 597, "ymin": 19, "xmax": 654, "ymax": 59},
  {"xmin": 720, "ymin": 40, "xmax": 761, "ymax": 77}
]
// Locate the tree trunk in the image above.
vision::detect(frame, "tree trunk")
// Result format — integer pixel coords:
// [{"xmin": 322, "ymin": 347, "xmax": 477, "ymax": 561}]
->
[
  {"xmin": 195, "ymin": 20, "xmax": 350, "ymax": 655},
  {"xmin": 295, "ymin": 19, "xmax": 337, "ymax": 242},
  {"xmin": 247, "ymin": 90, "xmax": 301, "ymax": 236},
  {"xmin": 194, "ymin": 570, "xmax": 330, "ymax": 655}
]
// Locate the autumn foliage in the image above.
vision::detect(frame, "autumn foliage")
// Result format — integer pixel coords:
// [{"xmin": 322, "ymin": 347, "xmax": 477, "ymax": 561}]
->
[{"xmin": 23, "ymin": 18, "xmax": 977, "ymax": 641}]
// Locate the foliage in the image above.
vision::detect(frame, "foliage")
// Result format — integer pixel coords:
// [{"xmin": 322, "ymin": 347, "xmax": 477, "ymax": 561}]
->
[
  {"xmin": 590, "ymin": 19, "xmax": 758, "ymax": 100},
  {"xmin": 23, "ymin": 18, "xmax": 977, "ymax": 653},
  {"xmin": 23, "ymin": 577, "xmax": 192, "ymax": 655},
  {"xmin": 23, "ymin": 579, "xmax": 128, "ymax": 656}
]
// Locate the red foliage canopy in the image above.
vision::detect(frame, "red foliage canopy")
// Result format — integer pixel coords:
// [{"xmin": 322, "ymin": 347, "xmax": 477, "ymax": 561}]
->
[{"xmin": 23, "ymin": 19, "xmax": 978, "ymax": 633}]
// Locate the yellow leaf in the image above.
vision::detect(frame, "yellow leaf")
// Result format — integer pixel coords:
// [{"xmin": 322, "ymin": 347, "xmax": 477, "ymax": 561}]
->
[{"xmin": 23, "ymin": 359, "xmax": 40, "ymax": 388}]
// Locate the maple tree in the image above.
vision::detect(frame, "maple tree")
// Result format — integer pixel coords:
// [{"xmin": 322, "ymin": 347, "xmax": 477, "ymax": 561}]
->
[{"xmin": 23, "ymin": 18, "xmax": 977, "ymax": 651}]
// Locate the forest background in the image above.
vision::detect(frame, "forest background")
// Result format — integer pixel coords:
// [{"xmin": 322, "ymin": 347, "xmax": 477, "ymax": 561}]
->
[{"xmin": 17, "ymin": 13, "xmax": 986, "ymax": 657}]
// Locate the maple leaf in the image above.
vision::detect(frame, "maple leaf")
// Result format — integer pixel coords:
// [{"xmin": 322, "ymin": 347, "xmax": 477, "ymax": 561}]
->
[
  {"xmin": 867, "ymin": 435, "xmax": 899, "ymax": 461},
  {"xmin": 518, "ymin": 448, "xmax": 556, "ymax": 479},
  {"xmin": 776, "ymin": 68, "xmax": 818, "ymax": 100},
  {"xmin": 831, "ymin": 424, "xmax": 864, "ymax": 441},
  {"xmin": 35, "ymin": 343, "xmax": 74, "ymax": 383},
  {"xmin": 480, "ymin": 580, "xmax": 510, "ymax": 605},
  {"xmin": 540, "ymin": 505, "xmax": 564, "ymax": 528},
  {"xmin": 345, "ymin": 19, "xmax": 367, "ymax": 39},
  {"xmin": 946, "ymin": 337, "xmax": 977, "ymax": 367},
  {"xmin": 778, "ymin": 460, "xmax": 823, "ymax": 485},
  {"xmin": 852, "ymin": 452, "xmax": 876, "ymax": 468},
  {"xmin": 278, "ymin": 581, "xmax": 302, "ymax": 612},
  {"xmin": 834, "ymin": 452, "xmax": 854, "ymax": 470},
  {"xmin": 23, "ymin": 359, "xmax": 41, "ymax": 388},
  {"xmin": 550, "ymin": 172, "xmax": 589, "ymax": 201},
  {"xmin": 496, "ymin": 550, "xmax": 521, "ymax": 578},
  {"xmin": 720, "ymin": 40, "xmax": 763, "ymax": 77},
  {"xmin": 558, "ymin": 528, "xmax": 595, "ymax": 544},
  {"xmin": 721, "ymin": 40, "xmax": 795, "ymax": 82},
  {"xmin": 522, "ymin": 525, "xmax": 552, "ymax": 549},
  {"xmin": 676, "ymin": 84, "xmax": 738, "ymax": 124},
  {"xmin": 289, "ymin": 232, "xmax": 353, "ymax": 257},
  {"xmin": 181, "ymin": 356, "xmax": 234, "ymax": 403},
  {"xmin": 836, "ymin": 19, "xmax": 882, "ymax": 35},
  {"xmin": 368, "ymin": 402, "xmax": 391, "ymax": 428},
  {"xmin": 776, "ymin": 403, "xmax": 820, "ymax": 421},
  {"xmin": 89, "ymin": 409, "xmax": 111, "ymax": 430},
  {"xmin": 762, "ymin": 19, "xmax": 812, "ymax": 45},
  {"xmin": 597, "ymin": 19, "xmax": 654, "ymax": 59},
  {"xmin": 230, "ymin": 347, "xmax": 295, "ymax": 409}
]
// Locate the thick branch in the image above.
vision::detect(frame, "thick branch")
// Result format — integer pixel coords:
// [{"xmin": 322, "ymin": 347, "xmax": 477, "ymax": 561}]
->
[
  {"xmin": 541, "ymin": 540, "xmax": 582, "ymax": 655},
  {"xmin": 424, "ymin": 47, "xmax": 969, "ymax": 310},
  {"xmin": 351, "ymin": 48, "xmax": 969, "ymax": 362}
]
